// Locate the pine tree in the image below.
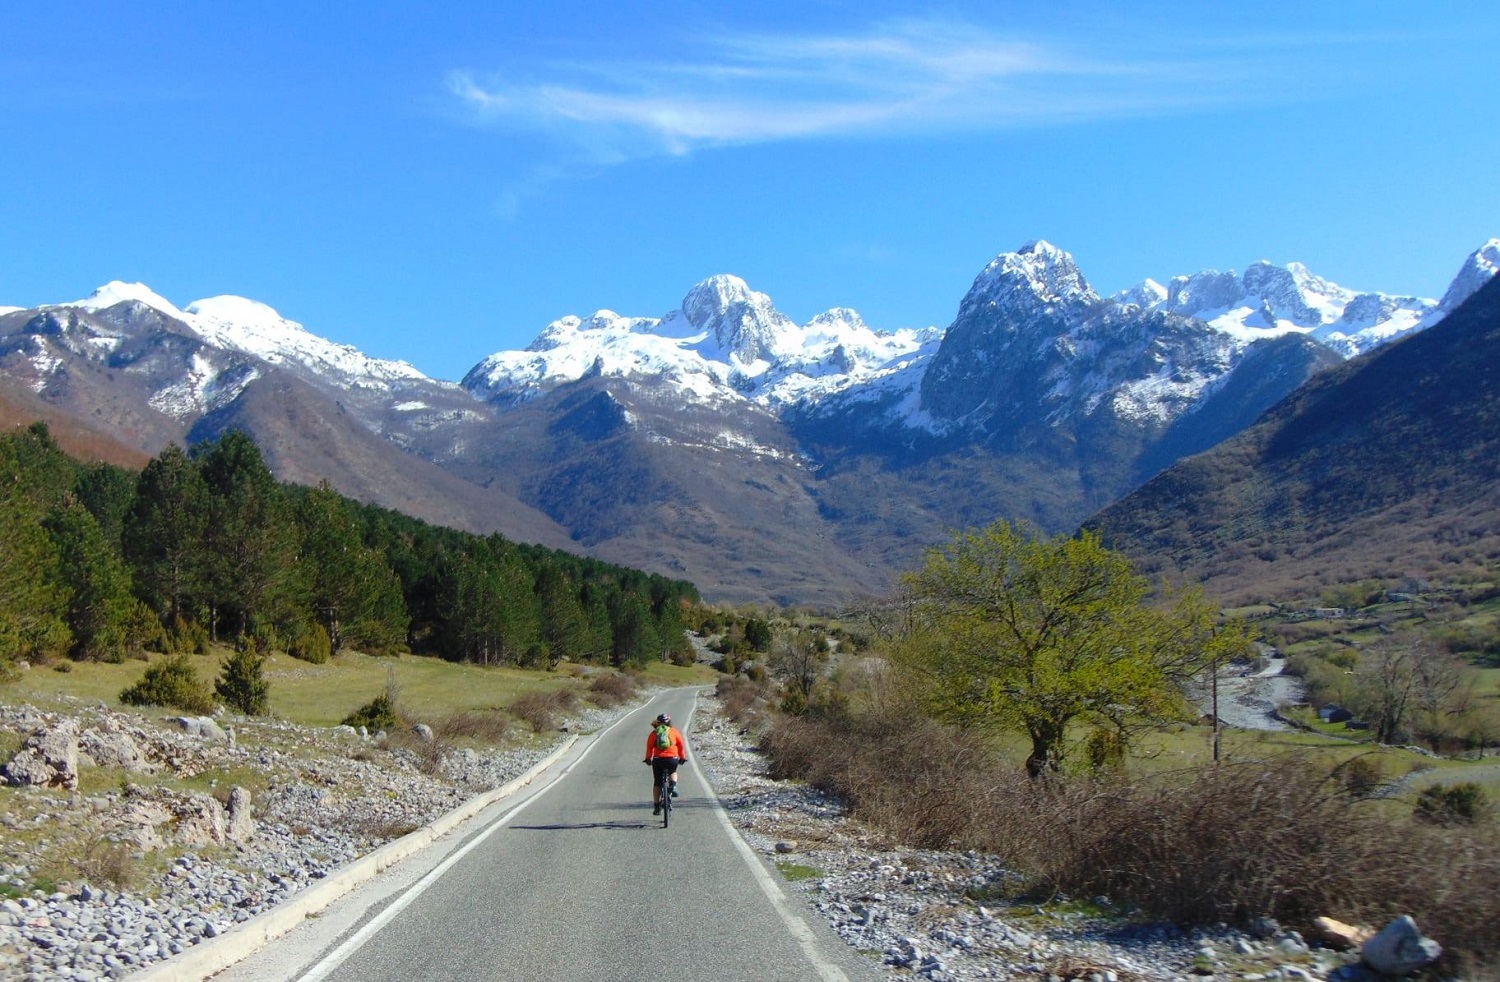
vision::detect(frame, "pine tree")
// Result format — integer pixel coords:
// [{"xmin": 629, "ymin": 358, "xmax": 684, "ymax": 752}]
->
[
  {"xmin": 44, "ymin": 497, "xmax": 139, "ymax": 660},
  {"xmin": 296, "ymin": 483, "xmax": 408, "ymax": 653},
  {"xmin": 216, "ymin": 644, "xmax": 270, "ymax": 715},
  {"xmin": 194, "ymin": 432, "xmax": 303, "ymax": 639},
  {"xmin": 0, "ymin": 430, "xmax": 72, "ymax": 667},
  {"xmin": 124, "ymin": 444, "xmax": 209, "ymax": 628}
]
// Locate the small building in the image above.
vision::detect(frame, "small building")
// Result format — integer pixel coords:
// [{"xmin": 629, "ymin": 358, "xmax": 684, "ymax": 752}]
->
[{"xmin": 1319, "ymin": 703, "xmax": 1354, "ymax": 724}]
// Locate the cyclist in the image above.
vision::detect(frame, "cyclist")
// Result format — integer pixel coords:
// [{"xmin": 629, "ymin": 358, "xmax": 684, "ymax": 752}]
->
[{"xmin": 644, "ymin": 713, "xmax": 687, "ymax": 816}]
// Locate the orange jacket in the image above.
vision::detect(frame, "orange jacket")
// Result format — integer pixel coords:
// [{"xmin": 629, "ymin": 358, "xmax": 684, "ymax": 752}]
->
[{"xmin": 646, "ymin": 724, "xmax": 686, "ymax": 761}]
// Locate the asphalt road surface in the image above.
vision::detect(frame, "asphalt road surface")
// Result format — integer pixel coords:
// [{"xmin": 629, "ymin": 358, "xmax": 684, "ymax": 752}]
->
[{"xmin": 213, "ymin": 688, "xmax": 881, "ymax": 982}]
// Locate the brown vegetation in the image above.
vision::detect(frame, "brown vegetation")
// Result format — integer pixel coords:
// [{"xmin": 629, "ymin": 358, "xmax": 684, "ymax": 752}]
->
[
  {"xmin": 508, "ymin": 689, "xmax": 579, "ymax": 733},
  {"xmin": 586, "ymin": 671, "xmax": 640, "ymax": 708},
  {"xmin": 761, "ymin": 710, "xmax": 1499, "ymax": 975}
]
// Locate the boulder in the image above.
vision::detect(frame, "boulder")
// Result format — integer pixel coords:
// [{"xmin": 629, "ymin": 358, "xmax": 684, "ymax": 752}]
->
[
  {"xmin": 1312, "ymin": 916, "xmax": 1374, "ymax": 952},
  {"xmin": 226, "ymin": 786, "xmax": 255, "ymax": 844},
  {"xmin": 168, "ymin": 792, "xmax": 226, "ymax": 848},
  {"xmin": 80, "ymin": 724, "xmax": 155, "ymax": 774},
  {"xmin": 110, "ymin": 786, "xmax": 229, "ymax": 849},
  {"xmin": 1361, "ymin": 915, "xmax": 1442, "ymax": 976},
  {"xmin": 412, "ymin": 723, "xmax": 435, "ymax": 742},
  {"xmin": 2, "ymin": 721, "xmax": 80, "ymax": 790},
  {"xmin": 166, "ymin": 716, "xmax": 229, "ymax": 742}
]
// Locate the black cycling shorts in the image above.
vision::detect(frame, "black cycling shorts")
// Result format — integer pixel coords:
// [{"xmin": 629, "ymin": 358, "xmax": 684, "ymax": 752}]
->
[{"xmin": 651, "ymin": 757, "xmax": 680, "ymax": 787}]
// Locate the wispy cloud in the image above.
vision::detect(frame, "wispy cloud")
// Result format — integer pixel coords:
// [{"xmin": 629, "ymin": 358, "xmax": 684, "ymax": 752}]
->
[{"xmin": 448, "ymin": 18, "xmax": 1292, "ymax": 160}]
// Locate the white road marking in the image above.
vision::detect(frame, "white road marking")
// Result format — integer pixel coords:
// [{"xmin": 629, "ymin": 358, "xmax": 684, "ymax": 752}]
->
[
  {"xmin": 686, "ymin": 716, "xmax": 852, "ymax": 982},
  {"xmin": 295, "ymin": 704, "xmax": 643, "ymax": 982}
]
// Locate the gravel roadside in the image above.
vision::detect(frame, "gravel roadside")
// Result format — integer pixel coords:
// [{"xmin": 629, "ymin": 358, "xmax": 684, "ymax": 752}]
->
[{"xmin": 1, "ymin": 685, "xmax": 1366, "ymax": 982}]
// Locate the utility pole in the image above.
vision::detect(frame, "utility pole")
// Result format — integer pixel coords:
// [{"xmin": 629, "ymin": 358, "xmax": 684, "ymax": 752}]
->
[{"xmin": 1211, "ymin": 659, "xmax": 1221, "ymax": 765}]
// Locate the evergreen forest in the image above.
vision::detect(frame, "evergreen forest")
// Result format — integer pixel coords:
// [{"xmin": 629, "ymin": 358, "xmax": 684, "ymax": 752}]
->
[{"xmin": 0, "ymin": 422, "xmax": 698, "ymax": 675}]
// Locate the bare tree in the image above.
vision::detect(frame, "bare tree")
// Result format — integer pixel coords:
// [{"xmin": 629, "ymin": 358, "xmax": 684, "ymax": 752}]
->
[
  {"xmin": 1352, "ymin": 641, "xmax": 1418, "ymax": 745},
  {"xmin": 769, "ymin": 627, "xmax": 830, "ymax": 706}
]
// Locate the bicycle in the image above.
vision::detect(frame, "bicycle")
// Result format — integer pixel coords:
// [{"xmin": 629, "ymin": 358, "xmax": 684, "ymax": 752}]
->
[{"xmin": 657, "ymin": 762, "xmax": 673, "ymax": 828}]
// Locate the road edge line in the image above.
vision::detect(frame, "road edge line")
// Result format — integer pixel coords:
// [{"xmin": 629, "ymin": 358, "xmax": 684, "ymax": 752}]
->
[
  {"xmin": 686, "ymin": 701, "xmax": 853, "ymax": 982},
  {"xmin": 129, "ymin": 732, "xmax": 582, "ymax": 982}
]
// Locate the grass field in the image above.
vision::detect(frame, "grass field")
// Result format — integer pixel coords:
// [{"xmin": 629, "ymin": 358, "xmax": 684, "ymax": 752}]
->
[{"xmin": 5, "ymin": 648, "xmax": 716, "ymax": 729}]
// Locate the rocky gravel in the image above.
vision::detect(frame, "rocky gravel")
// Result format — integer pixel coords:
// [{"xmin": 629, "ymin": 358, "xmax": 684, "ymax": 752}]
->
[
  {"xmin": 0, "ymin": 696, "xmax": 632, "ymax": 981},
  {"xmin": 0, "ymin": 687, "xmax": 1398, "ymax": 982}
]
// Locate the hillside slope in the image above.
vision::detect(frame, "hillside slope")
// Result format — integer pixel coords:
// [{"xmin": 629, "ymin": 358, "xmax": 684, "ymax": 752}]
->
[{"xmin": 1087, "ymin": 276, "xmax": 1500, "ymax": 603}]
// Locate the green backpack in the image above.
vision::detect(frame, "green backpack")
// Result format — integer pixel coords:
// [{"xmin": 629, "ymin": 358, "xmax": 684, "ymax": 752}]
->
[{"xmin": 654, "ymin": 723, "xmax": 672, "ymax": 750}]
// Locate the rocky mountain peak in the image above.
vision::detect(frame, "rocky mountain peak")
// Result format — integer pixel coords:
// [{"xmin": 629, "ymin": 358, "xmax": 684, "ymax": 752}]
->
[
  {"xmin": 1240, "ymin": 260, "xmax": 1345, "ymax": 327},
  {"xmin": 679, "ymin": 274, "xmax": 797, "ymax": 364},
  {"xmin": 1116, "ymin": 278, "xmax": 1168, "ymax": 310},
  {"xmin": 1164, "ymin": 269, "xmax": 1244, "ymax": 315},
  {"xmin": 1437, "ymin": 238, "xmax": 1500, "ymax": 313},
  {"xmin": 955, "ymin": 240, "xmax": 1099, "ymax": 329},
  {"xmin": 806, "ymin": 307, "xmax": 869, "ymax": 333}
]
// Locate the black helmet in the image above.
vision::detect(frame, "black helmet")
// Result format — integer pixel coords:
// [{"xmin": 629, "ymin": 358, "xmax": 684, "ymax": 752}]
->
[{"xmin": 657, "ymin": 714, "xmax": 671, "ymax": 725}]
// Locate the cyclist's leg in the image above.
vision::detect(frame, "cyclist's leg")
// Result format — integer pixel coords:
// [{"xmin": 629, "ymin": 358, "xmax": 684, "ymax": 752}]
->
[
  {"xmin": 668, "ymin": 757, "xmax": 680, "ymax": 796},
  {"xmin": 651, "ymin": 759, "xmax": 667, "ymax": 812}
]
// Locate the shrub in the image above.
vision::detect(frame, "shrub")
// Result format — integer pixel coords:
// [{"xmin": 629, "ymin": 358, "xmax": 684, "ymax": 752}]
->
[
  {"xmin": 587, "ymin": 672, "xmax": 638, "ymax": 708},
  {"xmin": 435, "ymin": 710, "xmax": 511, "ymax": 745},
  {"xmin": 167, "ymin": 616, "xmax": 210, "ymax": 655},
  {"xmin": 216, "ymin": 646, "xmax": 270, "ymax": 716},
  {"xmin": 287, "ymin": 622, "xmax": 332, "ymax": 664},
  {"xmin": 716, "ymin": 676, "xmax": 772, "ymax": 725},
  {"xmin": 1335, "ymin": 754, "xmax": 1387, "ymax": 799},
  {"xmin": 342, "ymin": 693, "xmax": 401, "ymax": 733},
  {"xmin": 119, "ymin": 654, "xmax": 214, "ymax": 713},
  {"xmin": 509, "ymin": 689, "xmax": 578, "ymax": 733},
  {"xmin": 762, "ymin": 708, "xmax": 1500, "ymax": 973},
  {"xmin": 1415, "ymin": 782, "xmax": 1490, "ymax": 825}
]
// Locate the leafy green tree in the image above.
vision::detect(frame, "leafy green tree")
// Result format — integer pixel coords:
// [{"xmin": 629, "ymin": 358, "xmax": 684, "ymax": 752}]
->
[
  {"xmin": 124, "ymin": 444, "xmax": 208, "ymax": 627},
  {"xmin": 896, "ymin": 520, "xmax": 1251, "ymax": 778},
  {"xmin": 216, "ymin": 644, "xmax": 270, "ymax": 715}
]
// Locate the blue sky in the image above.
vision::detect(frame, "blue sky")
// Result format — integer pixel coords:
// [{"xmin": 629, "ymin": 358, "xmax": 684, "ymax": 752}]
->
[{"xmin": 2, "ymin": 2, "xmax": 1496, "ymax": 381}]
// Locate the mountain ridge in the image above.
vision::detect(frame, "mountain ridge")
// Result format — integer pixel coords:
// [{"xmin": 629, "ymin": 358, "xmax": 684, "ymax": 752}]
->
[{"xmin": 3, "ymin": 237, "xmax": 1496, "ymax": 605}]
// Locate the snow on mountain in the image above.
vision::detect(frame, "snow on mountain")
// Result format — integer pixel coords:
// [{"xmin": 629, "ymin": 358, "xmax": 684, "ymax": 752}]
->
[
  {"xmin": 1432, "ymin": 238, "xmax": 1500, "ymax": 318},
  {"xmin": 52, "ymin": 284, "xmax": 439, "ymax": 395},
  {"xmin": 185, "ymin": 295, "xmax": 432, "ymax": 389},
  {"xmin": 464, "ymin": 276, "xmax": 940, "ymax": 412},
  {"xmin": 1117, "ymin": 261, "xmax": 1437, "ymax": 357},
  {"xmin": 70, "ymin": 281, "xmax": 189, "ymax": 320},
  {"xmin": 957, "ymin": 239, "xmax": 1100, "ymax": 325}
]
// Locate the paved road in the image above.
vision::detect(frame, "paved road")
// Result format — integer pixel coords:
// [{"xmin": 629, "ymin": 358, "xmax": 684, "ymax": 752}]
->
[{"xmin": 213, "ymin": 688, "xmax": 880, "ymax": 982}]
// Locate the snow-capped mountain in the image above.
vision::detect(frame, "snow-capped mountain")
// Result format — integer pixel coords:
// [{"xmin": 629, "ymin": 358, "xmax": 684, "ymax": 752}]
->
[
  {"xmin": 65, "ymin": 282, "xmax": 438, "ymax": 401},
  {"xmin": 463, "ymin": 273, "xmax": 941, "ymax": 412},
  {"xmin": 1116, "ymin": 258, "xmax": 1439, "ymax": 358},
  {"xmin": 1434, "ymin": 238, "xmax": 1500, "ymax": 316},
  {"xmin": 3, "ymin": 236, "xmax": 1495, "ymax": 606}
]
